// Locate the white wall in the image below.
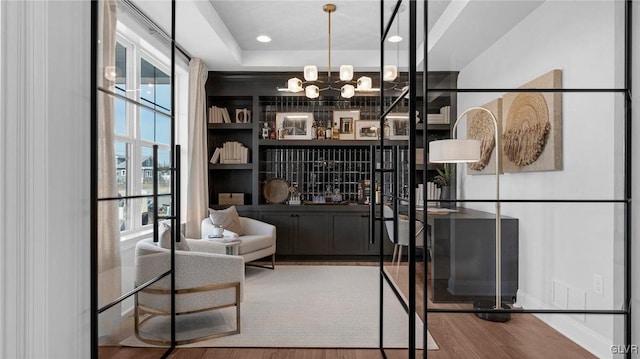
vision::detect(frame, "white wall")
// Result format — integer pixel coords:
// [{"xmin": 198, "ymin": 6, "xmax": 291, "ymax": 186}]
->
[
  {"xmin": 0, "ymin": 1, "xmax": 91, "ymax": 358},
  {"xmin": 456, "ymin": 2, "xmax": 626, "ymax": 358}
]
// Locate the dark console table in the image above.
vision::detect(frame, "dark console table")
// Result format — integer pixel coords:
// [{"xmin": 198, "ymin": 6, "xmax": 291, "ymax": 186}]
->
[{"xmin": 423, "ymin": 207, "xmax": 519, "ymax": 303}]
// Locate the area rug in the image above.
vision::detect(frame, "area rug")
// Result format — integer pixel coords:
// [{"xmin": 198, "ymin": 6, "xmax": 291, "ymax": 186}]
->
[{"xmin": 121, "ymin": 265, "xmax": 438, "ymax": 350}]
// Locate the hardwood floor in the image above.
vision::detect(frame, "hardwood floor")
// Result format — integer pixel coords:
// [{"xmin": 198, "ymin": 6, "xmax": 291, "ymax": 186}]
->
[
  {"xmin": 385, "ymin": 262, "xmax": 596, "ymax": 359},
  {"xmin": 99, "ymin": 347, "xmax": 413, "ymax": 359},
  {"xmin": 100, "ymin": 261, "xmax": 595, "ymax": 358}
]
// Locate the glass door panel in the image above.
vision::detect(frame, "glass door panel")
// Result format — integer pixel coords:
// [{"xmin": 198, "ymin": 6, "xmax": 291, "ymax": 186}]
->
[{"xmin": 95, "ymin": 0, "xmax": 176, "ymax": 356}]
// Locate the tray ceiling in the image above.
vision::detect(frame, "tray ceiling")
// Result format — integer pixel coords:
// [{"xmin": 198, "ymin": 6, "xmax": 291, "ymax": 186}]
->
[{"xmin": 129, "ymin": 0, "xmax": 543, "ymax": 72}]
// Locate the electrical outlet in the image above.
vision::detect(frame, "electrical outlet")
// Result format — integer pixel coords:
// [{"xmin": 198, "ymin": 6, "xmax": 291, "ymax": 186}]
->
[{"xmin": 593, "ymin": 274, "xmax": 604, "ymax": 295}]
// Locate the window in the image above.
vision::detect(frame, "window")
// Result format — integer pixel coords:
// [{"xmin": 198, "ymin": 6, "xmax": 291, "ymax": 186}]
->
[{"xmin": 114, "ymin": 38, "xmax": 172, "ymax": 235}]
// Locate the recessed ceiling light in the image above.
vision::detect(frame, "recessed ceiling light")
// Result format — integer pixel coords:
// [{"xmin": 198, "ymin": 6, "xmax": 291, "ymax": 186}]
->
[
  {"xmin": 256, "ymin": 35, "xmax": 272, "ymax": 43},
  {"xmin": 388, "ymin": 35, "xmax": 403, "ymax": 43}
]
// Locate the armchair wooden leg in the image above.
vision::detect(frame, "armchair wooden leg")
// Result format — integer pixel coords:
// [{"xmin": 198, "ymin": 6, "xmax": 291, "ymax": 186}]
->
[
  {"xmin": 134, "ymin": 282, "xmax": 241, "ymax": 346},
  {"xmin": 246, "ymin": 253, "xmax": 276, "ymax": 270}
]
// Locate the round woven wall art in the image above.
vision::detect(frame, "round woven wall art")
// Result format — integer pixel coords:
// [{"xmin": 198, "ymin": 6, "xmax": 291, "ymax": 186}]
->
[
  {"xmin": 503, "ymin": 93, "xmax": 551, "ymax": 167},
  {"xmin": 467, "ymin": 110, "xmax": 496, "ymax": 171}
]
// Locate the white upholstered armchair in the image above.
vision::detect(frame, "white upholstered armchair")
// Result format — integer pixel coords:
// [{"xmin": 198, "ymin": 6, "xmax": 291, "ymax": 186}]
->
[
  {"xmin": 201, "ymin": 216, "xmax": 276, "ymax": 269},
  {"xmin": 134, "ymin": 238, "xmax": 244, "ymax": 345}
]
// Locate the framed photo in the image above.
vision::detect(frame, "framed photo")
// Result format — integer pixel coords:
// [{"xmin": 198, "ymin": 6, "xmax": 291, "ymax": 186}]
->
[
  {"xmin": 386, "ymin": 113, "xmax": 409, "ymax": 140},
  {"xmin": 355, "ymin": 120, "xmax": 381, "ymax": 140},
  {"xmin": 275, "ymin": 112, "xmax": 314, "ymax": 140},
  {"xmin": 333, "ymin": 110, "xmax": 360, "ymax": 140}
]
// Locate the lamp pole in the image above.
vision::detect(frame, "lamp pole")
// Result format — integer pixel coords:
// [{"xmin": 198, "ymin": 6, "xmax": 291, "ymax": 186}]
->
[{"xmin": 450, "ymin": 107, "xmax": 509, "ymax": 321}]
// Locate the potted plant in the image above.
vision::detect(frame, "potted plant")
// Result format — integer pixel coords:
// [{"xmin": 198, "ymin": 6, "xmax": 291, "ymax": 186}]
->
[{"xmin": 433, "ymin": 164, "xmax": 453, "ymax": 208}]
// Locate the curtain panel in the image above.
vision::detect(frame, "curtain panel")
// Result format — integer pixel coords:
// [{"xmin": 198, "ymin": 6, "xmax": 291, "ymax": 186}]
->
[{"xmin": 185, "ymin": 58, "xmax": 209, "ymax": 238}]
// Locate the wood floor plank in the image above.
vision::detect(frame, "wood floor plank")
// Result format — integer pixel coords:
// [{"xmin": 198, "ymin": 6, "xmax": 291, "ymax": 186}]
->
[
  {"xmin": 166, "ymin": 347, "xmax": 208, "ymax": 359},
  {"xmin": 98, "ymin": 346, "xmax": 168, "ymax": 359}
]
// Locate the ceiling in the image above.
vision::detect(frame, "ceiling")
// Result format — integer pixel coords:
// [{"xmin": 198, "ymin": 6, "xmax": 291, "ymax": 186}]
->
[{"xmin": 129, "ymin": 0, "xmax": 544, "ymax": 72}]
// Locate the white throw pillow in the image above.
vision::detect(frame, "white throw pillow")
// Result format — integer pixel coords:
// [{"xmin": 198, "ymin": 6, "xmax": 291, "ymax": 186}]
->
[
  {"xmin": 158, "ymin": 221, "xmax": 190, "ymax": 251},
  {"xmin": 208, "ymin": 206, "xmax": 245, "ymax": 236}
]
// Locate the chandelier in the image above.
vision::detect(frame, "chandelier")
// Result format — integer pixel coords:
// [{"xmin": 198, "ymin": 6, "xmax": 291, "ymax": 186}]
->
[{"xmin": 279, "ymin": 3, "xmax": 398, "ymax": 99}]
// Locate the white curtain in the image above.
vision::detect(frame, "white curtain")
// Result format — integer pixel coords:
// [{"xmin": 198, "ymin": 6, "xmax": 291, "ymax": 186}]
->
[
  {"xmin": 185, "ymin": 58, "xmax": 209, "ymax": 238},
  {"xmin": 97, "ymin": 0, "xmax": 122, "ymax": 343}
]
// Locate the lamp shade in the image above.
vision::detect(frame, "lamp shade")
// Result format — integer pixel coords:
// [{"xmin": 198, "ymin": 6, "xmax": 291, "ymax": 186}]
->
[
  {"xmin": 104, "ymin": 65, "xmax": 118, "ymax": 81},
  {"xmin": 305, "ymin": 85, "xmax": 320, "ymax": 99},
  {"xmin": 383, "ymin": 65, "xmax": 398, "ymax": 82},
  {"xmin": 340, "ymin": 65, "xmax": 354, "ymax": 81},
  {"xmin": 287, "ymin": 77, "xmax": 303, "ymax": 92},
  {"xmin": 341, "ymin": 84, "xmax": 355, "ymax": 98},
  {"xmin": 429, "ymin": 139, "xmax": 482, "ymax": 163},
  {"xmin": 356, "ymin": 76, "xmax": 372, "ymax": 91},
  {"xmin": 304, "ymin": 65, "xmax": 318, "ymax": 81}
]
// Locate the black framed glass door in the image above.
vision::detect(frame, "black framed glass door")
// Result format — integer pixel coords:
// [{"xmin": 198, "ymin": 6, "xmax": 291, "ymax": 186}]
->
[{"xmin": 92, "ymin": 0, "xmax": 179, "ymax": 357}]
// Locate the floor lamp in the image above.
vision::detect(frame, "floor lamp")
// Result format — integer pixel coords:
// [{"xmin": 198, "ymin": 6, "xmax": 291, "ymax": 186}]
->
[{"xmin": 429, "ymin": 106, "xmax": 511, "ymax": 322}]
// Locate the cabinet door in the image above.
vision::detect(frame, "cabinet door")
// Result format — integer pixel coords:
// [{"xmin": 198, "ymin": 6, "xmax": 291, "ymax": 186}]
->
[
  {"xmin": 260, "ymin": 212, "xmax": 294, "ymax": 255},
  {"xmin": 332, "ymin": 213, "xmax": 367, "ymax": 255},
  {"xmin": 294, "ymin": 213, "xmax": 329, "ymax": 255}
]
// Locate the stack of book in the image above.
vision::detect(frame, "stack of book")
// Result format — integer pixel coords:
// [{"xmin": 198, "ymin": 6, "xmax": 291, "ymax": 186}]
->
[
  {"xmin": 208, "ymin": 106, "xmax": 232, "ymax": 123},
  {"xmin": 426, "ymin": 106, "xmax": 451, "ymax": 124},
  {"xmin": 210, "ymin": 141, "xmax": 249, "ymax": 164},
  {"xmin": 424, "ymin": 181, "xmax": 442, "ymax": 207}
]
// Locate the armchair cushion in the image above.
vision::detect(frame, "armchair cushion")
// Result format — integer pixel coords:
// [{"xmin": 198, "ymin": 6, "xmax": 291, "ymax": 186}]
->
[
  {"xmin": 159, "ymin": 220, "xmax": 190, "ymax": 251},
  {"xmin": 208, "ymin": 206, "xmax": 245, "ymax": 235}
]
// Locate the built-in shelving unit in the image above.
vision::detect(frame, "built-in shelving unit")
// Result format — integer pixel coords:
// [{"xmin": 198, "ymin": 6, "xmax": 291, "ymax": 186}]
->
[{"xmin": 205, "ymin": 72, "xmax": 457, "ymax": 256}]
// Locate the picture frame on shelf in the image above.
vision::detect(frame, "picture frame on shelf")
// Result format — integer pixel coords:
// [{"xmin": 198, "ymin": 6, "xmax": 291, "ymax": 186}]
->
[
  {"xmin": 355, "ymin": 120, "xmax": 381, "ymax": 140},
  {"xmin": 387, "ymin": 113, "xmax": 409, "ymax": 140},
  {"xmin": 333, "ymin": 110, "xmax": 360, "ymax": 140},
  {"xmin": 275, "ymin": 112, "xmax": 314, "ymax": 140}
]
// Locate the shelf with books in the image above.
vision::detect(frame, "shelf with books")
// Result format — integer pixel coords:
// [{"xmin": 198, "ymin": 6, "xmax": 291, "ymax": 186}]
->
[
  {"xmin": 204, "ymin": 72, "xmax": 457, "ymax": 211},
  {"xmin": 206, "ymin": 95, "xmax": 255, "ymax": 206},
  {"xmin": 207, "ymin": 96, "xmax": 253, "ymax": 124},
  {"xmin": 208, "ymin": 141, "xmax": 250, "ymax": 165}
]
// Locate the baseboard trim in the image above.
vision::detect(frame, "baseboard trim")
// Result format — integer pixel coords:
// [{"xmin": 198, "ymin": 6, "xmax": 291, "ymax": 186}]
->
[{"xmin": 517, "ymin": 289, "xmax": 613, "ymax": 359}]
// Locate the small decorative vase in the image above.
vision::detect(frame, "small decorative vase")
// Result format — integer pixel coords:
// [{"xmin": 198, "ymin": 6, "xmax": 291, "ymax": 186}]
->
[{"xmin": 439, "ymin": 185, "xmax": 452, "ymax": 208}]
